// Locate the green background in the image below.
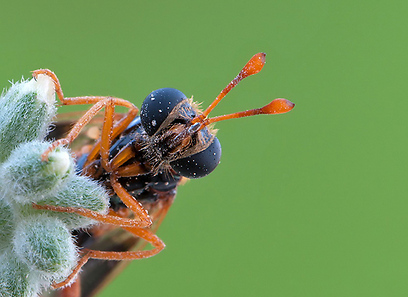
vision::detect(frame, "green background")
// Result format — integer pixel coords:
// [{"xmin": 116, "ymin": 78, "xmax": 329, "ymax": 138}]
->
[{"xmin": 1, "ymin": 1, "xmax": 407, "ymax": 296}]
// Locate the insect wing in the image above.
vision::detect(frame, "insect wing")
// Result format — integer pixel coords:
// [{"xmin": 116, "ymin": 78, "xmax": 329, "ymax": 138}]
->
[
  {"xmin": 74, "ymin": 192, "xmax": 176, "ymax": 297},
  {"xmin": 46, "ymin": 111, "xmax": 125, "ymax": 154}
]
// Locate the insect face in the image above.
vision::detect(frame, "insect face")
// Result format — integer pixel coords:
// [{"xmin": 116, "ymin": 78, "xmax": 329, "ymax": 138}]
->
[
  {"xmin": 138, "ymin": 53, "xmax": 295, "ymax": 179},
  {"xmin": 140, "ymin": 88, "xmax": 221, "ymax": 178}
]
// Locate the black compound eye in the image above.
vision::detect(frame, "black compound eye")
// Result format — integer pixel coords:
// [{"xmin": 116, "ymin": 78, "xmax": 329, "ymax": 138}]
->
[
  {"xmin": 140, "ymin": 88, "xmax": 187, "ymax": 136},
  {"xmin": 170, "ymin": 137, "xmax": 222, "ymax": 179}
]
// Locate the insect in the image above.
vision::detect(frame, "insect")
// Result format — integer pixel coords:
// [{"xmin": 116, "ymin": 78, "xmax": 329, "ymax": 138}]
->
[{"xmin": 36, "ymin": 53, "xmax": 295, "ymax": 297}]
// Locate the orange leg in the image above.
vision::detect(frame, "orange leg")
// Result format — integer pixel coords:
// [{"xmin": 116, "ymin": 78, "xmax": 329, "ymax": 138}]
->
[
  {"xmin": 133, "ymin": 194, "xmax": 175, "ymax": 253},
  {"xmin": 85, "ymin": 143, "xmax": 149, "ymax": 178},
  {"xmin": 109, "ymin": 173, "xmax": 151, "ymax": 225},
  {"xmin": 100, "ymin": 97, "xmax": 114, "ymax": 171},
  {"xmin": 82, "ymin": 112, "xmax": 137, "ymax": 168},
  {"xmin": 52, "ymin": 225, "xmax": 165, "ymax": 289},
  {"xmin": 40, "ymin": 96, "xmax": 138, "ymax": 162},
  {"xmin": 32, "ymin": 69, "xmax": 153, "ymax": 227},
  {"xmin": 32, "ymin": 69, "xmax": 65, "ymax": 102},
  {"xmin": 53, "ymin": 252, "xmax": 90, "ymax": 290},
  {"xmin": 31, "ymin": 69, "xmax": 152, "ymax": 225},
  {"xmin": 32, "ymin": 203, "xmax": 150, "ymax": 228},
  {"xmin": 32, "ymin": 69, "xmax": 139, "ymax": 162},
  {"xmin": 57, "ymin": 275, "xmax": 81, "ymax": 297}
]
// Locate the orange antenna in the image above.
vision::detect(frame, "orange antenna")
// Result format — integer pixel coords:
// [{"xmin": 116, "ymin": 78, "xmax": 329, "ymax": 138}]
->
[
  {"xmin": 192, "ymin": 52, "xmax": 266, "ymax": 124},
  {"xmin": 202, "ymin": 98, "xmax": 295, "ymax": 126},
  {"xmin": 192, "ymin": 53, "xmax": 295, "ymax": 129}
]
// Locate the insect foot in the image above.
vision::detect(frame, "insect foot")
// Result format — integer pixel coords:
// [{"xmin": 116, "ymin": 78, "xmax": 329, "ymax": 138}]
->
[{"xmin": 0, "ymin": 76, "xmax": 109, "ymax": 297}]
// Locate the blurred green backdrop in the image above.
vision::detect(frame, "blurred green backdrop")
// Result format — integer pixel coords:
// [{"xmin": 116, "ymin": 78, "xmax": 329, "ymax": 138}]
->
[{"xmin": 1, "ymin": 1, "xmax": 407, "ymax": 296}]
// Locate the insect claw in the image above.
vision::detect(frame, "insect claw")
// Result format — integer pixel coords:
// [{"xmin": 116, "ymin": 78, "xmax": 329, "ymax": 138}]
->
[{"xmin": 41, "ymin": 151, "xmax": 50, "ymax": 162}]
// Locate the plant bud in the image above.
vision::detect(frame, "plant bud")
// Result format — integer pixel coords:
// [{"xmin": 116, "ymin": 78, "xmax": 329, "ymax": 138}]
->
[
  {"xmin": 39, "ymin": 174, "xmax": 110, "ymax": 229},
  {"xmin": 1, "ymin": 141, "xmax": 73, "ymax": 203},
  {"xmin": 13, "ymin": 215, "xmax": 77, "ymax": 278},
  {"xmin": 0, "ymin": 74, "xmax": 56, "ymax": 163},
  {"xmin": 0, "ymin": 199, "xmax": 14, "ymax": 251},
  {"xmin": 0, "ymin": 251, "xmax": 40, "ymax": 297}
]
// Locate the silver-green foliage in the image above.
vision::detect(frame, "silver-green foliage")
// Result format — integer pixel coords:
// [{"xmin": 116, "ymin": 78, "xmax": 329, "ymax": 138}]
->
[
  {"xmin": 0, "ymin": 75, "xmax": 109, "ymax": 296},
  {"xmin": 0, "ymin": 75, "xmax": 56, "ymax": 163}
]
